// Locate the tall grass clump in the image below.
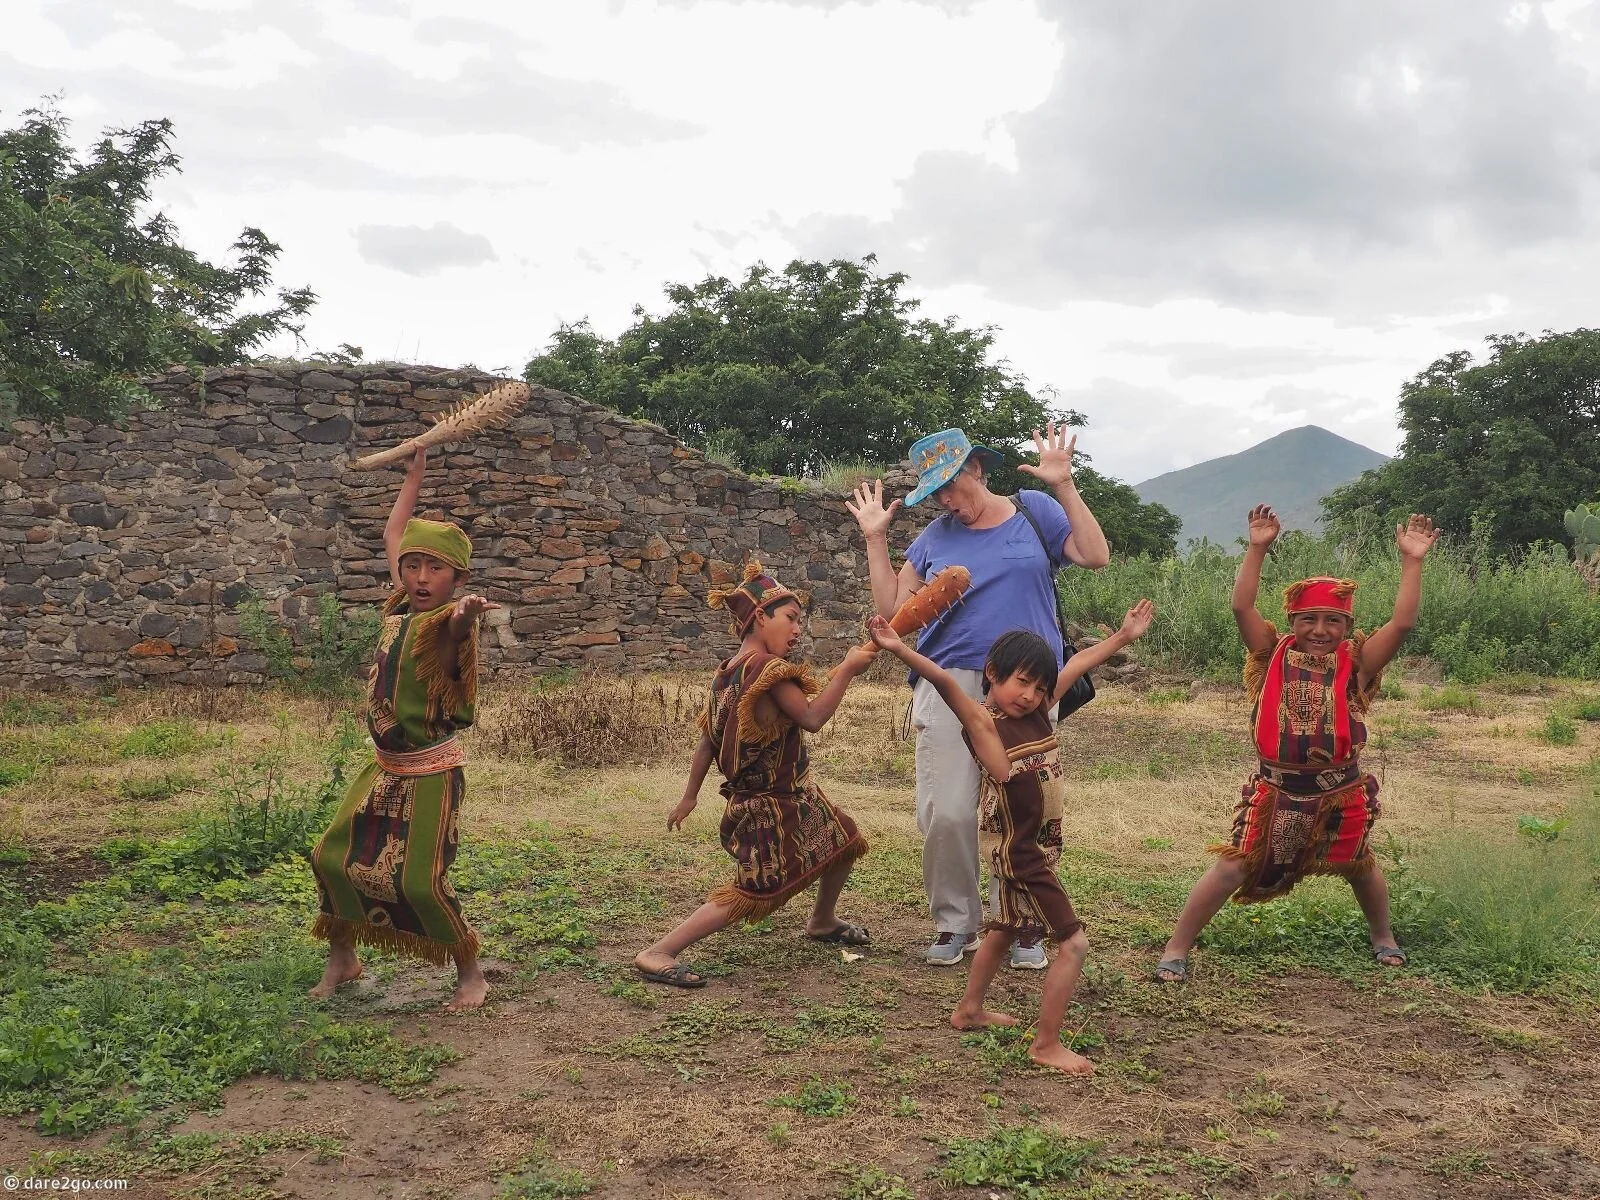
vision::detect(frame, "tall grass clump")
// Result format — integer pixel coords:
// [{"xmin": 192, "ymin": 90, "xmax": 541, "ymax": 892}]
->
[
  {"xmin": 1060, "ymin": 530, "xmax": 1600, "ymax": 680},
  {"xmin": 482, "ymin": 670, "xmax": 706, "ymax": 766},
  {"xmin": 1398, "ymin": 789, "xmax": 1600, "ymax": 992}
]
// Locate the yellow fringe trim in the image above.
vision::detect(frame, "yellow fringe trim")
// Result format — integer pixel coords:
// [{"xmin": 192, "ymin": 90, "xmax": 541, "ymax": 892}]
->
[
  {"xmin": 707, "ymin": 834, "xmax": 868, "ymax": 925},
  {"xmin": 310, "ymin": 913, "xmax": 480, "ymax": 966},
  {"xmin": 734, "ymin": 655, "xmax": 822, "ymax": 747},
  {"xmin": 408, "ymin": 603, "xmax": 479, "ymax": 714}
]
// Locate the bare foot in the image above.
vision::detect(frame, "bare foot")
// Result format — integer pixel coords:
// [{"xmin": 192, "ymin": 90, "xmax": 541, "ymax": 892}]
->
[
  {"xmin": 308, "ymin": 947, "xmax": 362, "ymax": 999},
  {"xmin": 445, "ymin": 965, "xmax": 489, "ymax": 1012},
  {"xmin": 951, "ymin": 1008, "xmax": 1018, "ymax": 1031},
  {"xmin": 1029, "ymin": 1040, "xmax": 1096, "ymax": 1075}
]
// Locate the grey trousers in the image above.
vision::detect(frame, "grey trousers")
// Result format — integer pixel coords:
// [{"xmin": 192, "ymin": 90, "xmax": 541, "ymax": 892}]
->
[
  {"xmin": 913, "ymin": 670, "xmax": 987, "ymax": 936},
  {"xmin": 913, "ymin": 670, "xmax": 1056, "ymax": 936}
]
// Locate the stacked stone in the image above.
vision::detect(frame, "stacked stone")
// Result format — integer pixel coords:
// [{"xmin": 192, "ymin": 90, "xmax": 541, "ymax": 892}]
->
[{"xmin": 0, "ymin": 363, "xmax": 931, "ymax": 687}]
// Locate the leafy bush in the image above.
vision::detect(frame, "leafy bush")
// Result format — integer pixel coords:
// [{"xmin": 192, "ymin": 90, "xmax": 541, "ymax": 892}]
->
[
  {"xmin": 186, "ymin": 715, "xmax": 364, "ymax": 878},
  {"xmin": 1060, "ymin": 531, "xmax": 1600, "ymax": 680},
  {"xmin": 238, "ymin": 592, "xmax": 382, "ymax": 702}
]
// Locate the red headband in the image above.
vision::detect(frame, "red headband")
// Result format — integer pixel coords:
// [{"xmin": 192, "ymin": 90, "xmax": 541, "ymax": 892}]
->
[{"xmin": 1284, "ymin": 577, "xmax": 1356, "ymax": 617}]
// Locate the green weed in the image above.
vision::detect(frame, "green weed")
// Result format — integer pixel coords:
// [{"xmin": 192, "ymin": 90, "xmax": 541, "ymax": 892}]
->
[
  {"xmin": 238, "ymin": 592, "xmax": 382, "ymax": 704},
  {"xmin": 771, "ymin": 1078, "xmax": 856, "ymax": 1118},
  {"xmin": 0, "ymin": 760, "xmax": 33, "ymax": 788},
  {"xmin": 1143, "ymin": 687, "xmax": 1190, "ymax": 706},
  {"xmin": 1564, "ymin": 696, "xmax": 1600, "ymax": 722},
  {"xmin": 117, "ymin": 771, "xmax": 202, "ymax": 803},
  {"xmin": 1537, "ymin": 712, "xmax": 1578, "ymax": 746},
  {"xmin": 940, "ymin": 1125, "xmax": 1102, "ymax": 1198},
  {"xmin": 1416, "ymin": 685, "xmax": 1484, "ymax": 714},
  {"xmin": 118, "ymin": 719, "xmax": 211, "ymax": 760},
  {"xmin": 836, "ymin": 1165, "xmax": 914, "ymax": 1200},
  {"xmin": 1232, "ymin": 1081, "xmax": 1287, "ymax": 1119},
  {"xmin": 495, "ymin": 1154, "xmax": 592, "ymax": 1198},
  {"xmin": 1372, "ymin": 717, "xmax": 1438, "ymax": 746}
]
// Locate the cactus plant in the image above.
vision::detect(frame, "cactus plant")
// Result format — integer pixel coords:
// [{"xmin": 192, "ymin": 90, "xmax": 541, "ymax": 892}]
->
[{"xmin": 1564, "ymin": 504, "xmax": 1600, "ymax": 591}]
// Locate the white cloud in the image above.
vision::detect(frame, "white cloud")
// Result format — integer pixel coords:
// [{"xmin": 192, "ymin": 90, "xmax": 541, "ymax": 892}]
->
[{"xmin": 3, "ymin": 0, "xmax": 1595, "ymax": 489}]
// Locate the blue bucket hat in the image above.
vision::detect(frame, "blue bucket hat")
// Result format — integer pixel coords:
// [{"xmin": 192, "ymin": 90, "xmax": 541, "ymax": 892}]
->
[{"xmin": 904, "ymin": 428, "xmax": 1005, "ymax": 507}]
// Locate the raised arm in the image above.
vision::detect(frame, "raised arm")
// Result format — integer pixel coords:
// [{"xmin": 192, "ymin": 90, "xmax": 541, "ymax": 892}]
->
[
  {"xmin": 846, "ymin": 480, "xmax": 920, "ymax": 617},
  {"xmin": 1017, "ymin": 422, "xmax": 1111, "ymax": 569},
  {"xmin": 1358, "ymin": 514, "xmax": 1440, "ymax": 683},
  {"xmin": 1232, "ymin": 505, "xmax": 1280, "ymax": 655},
  {"xmin": 768, "ymin": 646, "xmax": 878, "ymax": 734},
  {"xmin": 1052, "ymin": 599, "xmax": 1154, "ymax": 705},
  {"xmin": 867, "ymin": 617, "xmax": 1011, "ymax": 781},
  {"xmin": 667, "ymin": 733, "xmax": 717, "ymax": 830},
  {"xmin": 384, "ymin": 448, "xmax": 428, "ymax": 587}
]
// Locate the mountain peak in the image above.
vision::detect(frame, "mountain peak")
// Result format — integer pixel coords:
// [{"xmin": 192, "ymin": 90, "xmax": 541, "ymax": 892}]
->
[{"xmin": 1135, "ymin": 427, "xmax": 1388, "ymax": 547}]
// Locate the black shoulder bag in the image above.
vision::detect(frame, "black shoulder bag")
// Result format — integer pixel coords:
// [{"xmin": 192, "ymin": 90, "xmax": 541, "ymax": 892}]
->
[{"xmin": 1014, "ymin": 496, "xmax": 1096, "ymax": 720}]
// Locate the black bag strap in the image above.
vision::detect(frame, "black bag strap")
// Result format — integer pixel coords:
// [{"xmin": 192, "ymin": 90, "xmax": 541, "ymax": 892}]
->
[{"xmin": 1013, "ymin": 494, "xmax": 1071, "ymax": 643}]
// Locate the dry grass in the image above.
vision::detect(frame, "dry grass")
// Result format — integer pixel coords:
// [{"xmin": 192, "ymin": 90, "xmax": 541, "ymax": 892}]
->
[{"xmin": 477, "ymin": 670, "xmax": 709, "ymax": 768}]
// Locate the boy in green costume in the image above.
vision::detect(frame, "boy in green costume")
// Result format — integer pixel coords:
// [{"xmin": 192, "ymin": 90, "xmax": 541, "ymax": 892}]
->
[{"xmin": 310, "ymin": 448, "xmax": 499, "ymax": 1011}]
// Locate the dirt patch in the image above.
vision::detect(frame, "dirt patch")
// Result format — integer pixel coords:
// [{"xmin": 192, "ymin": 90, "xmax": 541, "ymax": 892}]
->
[
  {"xmin": 4, "ymin": 907, "xmax": 1596, "ymax": 1198},
  {"xmin": 0, "ymin": 851, "xmax": 111, "ymax": 903}
]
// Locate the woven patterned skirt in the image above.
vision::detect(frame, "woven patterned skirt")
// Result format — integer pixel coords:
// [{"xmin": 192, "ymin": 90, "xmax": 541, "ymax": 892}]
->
[
  {"xmin": 310, "ymin": 762, "xmax": 479, "ymax": 964},
  {"xmin": 1215, "ymin": 772, "xmax": 1379, "ymax": 903},
  {"xmin": 708, "ymin": 782, "xmax": 867, "ymax": 923}
]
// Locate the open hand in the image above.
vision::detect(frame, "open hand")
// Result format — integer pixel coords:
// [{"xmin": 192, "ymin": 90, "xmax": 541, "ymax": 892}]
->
[
  {"xmin": 845, "ymin": 479, "xmax": 901, "ymax": 539},
  {"xmin": 667, "ymin": 796, "xmax": 696, "ymax": 831},
  {"xmin": 1395, "ymin": 513, "xmax": 1440, "ymax": 560},
  {"xmin": 1017, "ymin": 421, "xmax": 1078, "ymax": 489},
  {"xmin": 866, "ymin": 614, "xmax": 905, "ymax": 653},
  {"xmin": 1246, "ymin": 504, "xmax": 1281, "ymax": 549},
  {"xmin": 1119, "ymin": 598, "xmax": 1155, "ymax": 641},
  {"xmin": 451, "ymin": 594, "xmax": 501, "ymax": 625}
]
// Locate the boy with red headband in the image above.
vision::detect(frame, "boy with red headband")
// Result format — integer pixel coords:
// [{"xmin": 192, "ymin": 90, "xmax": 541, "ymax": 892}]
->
[
  {"xmin": 634, "ymin": 560, "xmax": 878, "ymax": 988},
  {"xmin": 1155, "ymin": 504, "xmax": 1440, "ymax": 983}
]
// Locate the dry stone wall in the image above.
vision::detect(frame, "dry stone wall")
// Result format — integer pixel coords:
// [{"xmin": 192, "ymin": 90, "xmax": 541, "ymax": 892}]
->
[{"xmin": 0, "ymin": 363, "xmax": 932, "ymax": 686}]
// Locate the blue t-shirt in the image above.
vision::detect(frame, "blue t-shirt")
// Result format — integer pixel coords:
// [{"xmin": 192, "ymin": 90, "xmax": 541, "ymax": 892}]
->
[{"xmin": 906, "ymin": 490, "xmax": 1072, "ymax": 673}]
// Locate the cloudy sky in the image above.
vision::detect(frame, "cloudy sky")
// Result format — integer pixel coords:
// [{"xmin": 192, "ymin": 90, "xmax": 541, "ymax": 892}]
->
[{"xmin": 6, "ymin": 0, "xmax": 1599, "ymax": 482}]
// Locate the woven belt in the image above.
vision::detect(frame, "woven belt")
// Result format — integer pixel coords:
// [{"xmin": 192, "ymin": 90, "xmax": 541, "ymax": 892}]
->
[
  {"xmin": 1258, "ymin": 758, "xmax": 1360, "ymax": 795},
  {"xmin": 375, "ymin": 738, "xmax": 464, "ymax": 777}
]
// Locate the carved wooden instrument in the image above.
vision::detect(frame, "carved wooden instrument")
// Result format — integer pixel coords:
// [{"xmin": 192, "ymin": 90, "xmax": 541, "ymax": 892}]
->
[
  {"xmin": 349, "ymin": 380, "xmax": 530, "ymax": 470},
  {"xmin": 861, "ymin": 564, "xmax": 972, "ymax": 651}
]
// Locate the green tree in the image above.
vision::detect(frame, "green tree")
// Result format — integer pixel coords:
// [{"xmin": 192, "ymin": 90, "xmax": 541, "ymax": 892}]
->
[
  {"xmin": 0, "ymin": 103, "xmax": 315, "ymax": 424},
  {"xmin": 1323, "ymin": 329, "xmax": 1600, "ymax": 555},
  {"xmin": 1072, "ymin": 464, "xmax": 1183, "ymax": 558},
  {"xmin": 525, "ymin": 256, "xmax": 1069, "ymax": 482}
]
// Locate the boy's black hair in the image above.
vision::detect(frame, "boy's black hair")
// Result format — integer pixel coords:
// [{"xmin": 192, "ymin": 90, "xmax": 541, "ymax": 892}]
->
[{"xmin": 982, "ymin": 629, "xmax": 1058, "ymax": 695}]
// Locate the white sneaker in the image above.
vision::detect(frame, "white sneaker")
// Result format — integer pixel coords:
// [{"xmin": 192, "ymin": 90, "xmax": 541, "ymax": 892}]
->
[
  {"xmin": 1008, "ymin": 938, "xmax": 1048, "ymax": 970},
  {"xmin": 925, "ymin": 931, "xmax": 978, "ymax": 965}
]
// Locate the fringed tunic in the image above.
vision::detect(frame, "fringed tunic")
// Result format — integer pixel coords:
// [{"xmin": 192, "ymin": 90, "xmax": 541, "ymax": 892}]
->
[
  {"xmin": 1216, "ymin": 630, "xmax": 1383, "ymax": 903},
  {"xmin": 969, "ymin": 707, "xmax": 1081, "ymax": 943},
  {"xmin": 701, "ymin": 650, "xmax": 866, "ymax": 923},
  {"xmin": 310, "ymin": 594, "xmax": 480, "ymax": 964}
]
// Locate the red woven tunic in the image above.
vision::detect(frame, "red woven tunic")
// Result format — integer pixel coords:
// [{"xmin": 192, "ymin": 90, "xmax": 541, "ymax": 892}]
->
[{"xmin": 1216, "ymin": 631, "xmax": 1382, "ymax": 903}]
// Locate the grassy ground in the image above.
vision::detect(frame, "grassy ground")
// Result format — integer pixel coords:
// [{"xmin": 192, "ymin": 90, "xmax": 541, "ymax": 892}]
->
[{"xmin": 1, "ymin": 664, "xmax": 1598, "ymax": 1199}]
